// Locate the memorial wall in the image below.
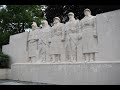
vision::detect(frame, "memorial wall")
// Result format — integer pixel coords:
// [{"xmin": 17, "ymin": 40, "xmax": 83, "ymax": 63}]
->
[
  {"xmin": 2, "ymin": 9, "xmax": 120, "ymax": 63},
  {"xmin": 2, "ymin": 9, "xmax": 120, "ymax": 85}
]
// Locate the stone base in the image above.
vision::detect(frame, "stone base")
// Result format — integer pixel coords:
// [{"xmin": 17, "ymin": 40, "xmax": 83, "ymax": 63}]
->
[
  {"xmin": 9, "ymin": 61, "xmax": 120, "ymax": 85},
  {"xmin": 0, "ymin": 69, "xmax": 10, "ymax": 79}
]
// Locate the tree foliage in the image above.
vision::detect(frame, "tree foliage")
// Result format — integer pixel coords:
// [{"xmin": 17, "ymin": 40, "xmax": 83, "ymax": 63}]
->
[
  {"xmin": 0, "ymin": 5, "xmax": 44, "ymax": 49},
  {"xmin": 0, "ymin": 51, "xmax": 10, "ymax": 68}
]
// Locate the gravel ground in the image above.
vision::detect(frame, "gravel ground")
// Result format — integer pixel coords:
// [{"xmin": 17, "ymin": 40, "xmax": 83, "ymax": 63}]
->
[{"xmin": 0, "ymin": 79, "xmax": 54, "ymax": 85}]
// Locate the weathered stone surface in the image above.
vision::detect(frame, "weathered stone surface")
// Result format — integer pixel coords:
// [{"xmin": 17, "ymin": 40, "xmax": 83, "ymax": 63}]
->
[
  {"xmin": 1, "ymin": 9, "xmax": 120, "ymax": 85},
  {"xmin": 96, "ymin": 9, "xmax": 120, "ymax": 61},
  {"xmin": 0, "ymin": 80, "xmax": 52, "ymax": 85},
  {"xmin": 0, "ymin": 69, "xmax": 9, "ymax": 79},
  {"xmin": 2, "ymin": 32, "xmax": 29, "ymax": 64},
  {"xmin": 2, "ymin": 9, "xmax": 120, "ymax": 63},
  {"xmin": 10, "ymin": 62, "xmax": 120, "ymax": 85}
]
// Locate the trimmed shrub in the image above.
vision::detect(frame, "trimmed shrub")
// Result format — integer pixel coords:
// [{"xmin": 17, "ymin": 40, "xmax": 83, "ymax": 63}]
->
[{"xmin": 0, "ymin": 51, "xmax": 10, "ymax": 68}]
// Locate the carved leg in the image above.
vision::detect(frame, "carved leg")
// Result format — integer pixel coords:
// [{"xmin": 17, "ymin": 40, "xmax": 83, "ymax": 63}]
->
[
  {"xmin": 55, "ymin": 54, "xmax": 58, "ymax": 62},
  {"xmin": 52, "ymin": 55, "xmax": 56, "ymax": 63},
  {"xmin": 93, "ymin": 53, "xmax": 95, "ymax": 61},
  {"xmin": 31, "ymin": 56, "xmax": 36, "ymax": 63},
  {"xmin": 94, "ymin": 53, "xmax": 95, "ymax": 61},
  {"xmin": 71, "ymin": 44, "xmax": 77, "ymax": 62},
  {"xmin": 42, "ymin": 52, "xmax": 46, "ymax": 63},
  {"xmin": 49, "ymin": 55, "xmax": 53, "ymax": 63},
  {"xmin": 72, "ymin": 49, "xmax": 77, "ymax": 62},
  {"xmin": 36, "ymin": 50, "xmax": 39, "ymax": 62},
  {"xmin": 61, "ymin": 52, "xmax": 65, "ymax": 63},
  {"xmin": 28, "ymin": 57, "xmax": 32, "ymax": 63},
  {"xmin": 86, "ymin": 53, "xmax": 90, "ymax": 62},
  {"xmin": 66, "ymin": 50, "xmax": 72, "ymax": 62},
  {"xmin": 68, "ymin": 49, "xmax": 72, "ymax": 62},
  {"xmin": 84, "ymin": 53, "xmax": 89, "ymax": 62},
  {"xmin": 83, "ymin": 53, "xmax": 86, "ymax": 62},
  {"xmin": 90, "ymin": 53, "xmax": 95, "ymax": 61},
  {"xmin": 90, "ymin": 53, "xmax": 93, "ymax": 61},
  {"xmin": 58, "ymin": 54, "xmax": 61, "ymax": 63},
  {"xmin": 56, "ymin": 54, "xmax": 61, "ymax": 63},
  {"xmin": 70, "ymin": 55, "xmax": 73, "ymax": 62},
  {"xmin": 65, "ymin": 45, "xmax": 69, "ymax": 62}
]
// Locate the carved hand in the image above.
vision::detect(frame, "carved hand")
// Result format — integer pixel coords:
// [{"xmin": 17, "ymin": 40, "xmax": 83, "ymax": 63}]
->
[
  {"xmin": 78, "ymin": 37, "xmax": 82, "ymax": 40},
  {"xmin": 78, "ymin": 33, "xmax": 82, "ymax": 40},
  {"xmin": 61, "ymin": 39, "xmax": 65, "ymax": 42},
  {"xmin": 48, "ymin": 41, "xmax": 51, "ymax": 43},
  {"xmin": 93, "ymin": 35, "xmax": 97, "ymax": 38}
]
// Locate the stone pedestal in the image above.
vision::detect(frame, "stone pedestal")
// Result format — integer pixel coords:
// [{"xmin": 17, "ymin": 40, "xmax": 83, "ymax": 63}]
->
[
  {"xmin": 0, "ymin": 69, "xmax": 10, "ymax": 79},
  {"xmin": 9, "ymin": 62, "xmax": 120, "ymax": 85}
]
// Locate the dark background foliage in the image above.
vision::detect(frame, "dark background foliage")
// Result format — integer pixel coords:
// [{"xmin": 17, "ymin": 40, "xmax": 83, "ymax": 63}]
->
[
  {"xmin": 0, "ymin": 5, "xmax": 120, "ymax": 50},
  {"xmin": 44, "ymin": 5, "xmax": 120, "ymax": 25},
  {"xmin": 0, "ymin": 51, "xmax": 10, "ymax": 68}
]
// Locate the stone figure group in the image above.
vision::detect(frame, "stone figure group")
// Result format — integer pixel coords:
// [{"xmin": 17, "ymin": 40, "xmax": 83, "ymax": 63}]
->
[{"xmin": 27, "ymin": 8, "xmax": 98, "ymax": 63}]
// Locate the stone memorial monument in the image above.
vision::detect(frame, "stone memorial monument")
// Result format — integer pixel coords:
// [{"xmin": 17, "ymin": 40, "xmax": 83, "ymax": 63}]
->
[
  {"xmin": 2, "ymin": 8, "xmax": 120, "ymax": 85},
  {"xmin": 80, "ymin": 8, "xmax": 98, "ymax": 62}
]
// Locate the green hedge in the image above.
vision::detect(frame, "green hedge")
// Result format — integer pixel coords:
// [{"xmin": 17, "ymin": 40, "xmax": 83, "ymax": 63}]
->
[{"xmin": 0, "ymin": 51, "xmax": 10, "ymax": 68}]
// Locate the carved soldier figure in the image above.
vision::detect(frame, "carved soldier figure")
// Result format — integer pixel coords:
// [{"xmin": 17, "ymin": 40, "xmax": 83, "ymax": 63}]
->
[
  {"xmin": 80, "ymin": 8, "xmax": 98, "ymax": 62},
  {"xmin": 49, "ymin": 17, "xmax": 65, "ymax": 63},
  {"xmin": 37, "ymin": 20, "xmax": 51, "ymax": 63},
  {"xmin": 64, "ymin": 12, "xmax": 80, "ymax": 62},
  {"xmin": 27, "ymin": 22, "xmax": 39, "ymax": 63},
  {"xmin": 31, "ymin": 22, "xmax": 39, "ymax": 30}
]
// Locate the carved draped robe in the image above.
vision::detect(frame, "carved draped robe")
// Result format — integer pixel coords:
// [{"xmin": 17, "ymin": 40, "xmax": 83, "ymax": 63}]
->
[
  {"xmin": 27, "ymin": 30, "xmax": 39, "ymax": 62},
  {"xmin": 80, "ymin": 15, "xmax": 98, "ymax": 53},
  {"xmin": 50, "ymin": 23, "xmax": 65, "ymax": 55},
  {"xmin": 37, "ymin": 26, "xmax": 51, "ymax": 62},
  {"xmin": 65, "ymin": 19, "xmax": 80, "ymax": 61}
]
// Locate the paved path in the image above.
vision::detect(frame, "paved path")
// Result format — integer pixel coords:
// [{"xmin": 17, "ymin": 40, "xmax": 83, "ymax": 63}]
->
[{"xmin": 0, "ymin": 79, "xmax": 53, "ymax": 85}]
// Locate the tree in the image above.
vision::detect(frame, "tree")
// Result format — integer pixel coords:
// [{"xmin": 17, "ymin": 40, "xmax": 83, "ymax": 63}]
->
[
  {"xmin": 0, "ymin": 5, "xmax": 44, "ymax": 49},
  {"xmin": 0, "ymin": 5, "xmax": 44, "ymax": 33}
]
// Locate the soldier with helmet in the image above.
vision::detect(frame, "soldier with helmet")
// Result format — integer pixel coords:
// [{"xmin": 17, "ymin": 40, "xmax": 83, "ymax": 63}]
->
[{"xmin": 49, "ymin": 17, "xmax": 65, "ymax": 63}]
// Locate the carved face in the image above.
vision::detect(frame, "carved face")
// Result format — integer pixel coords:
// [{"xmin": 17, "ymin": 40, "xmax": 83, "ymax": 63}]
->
[
  {"xmin": 41, "ymin": 21, "xmax": 45, "ymax": 27},
  {"xmin": 53, "ymin": 19, "xmax": 60, "ymax": 24},
  {"xmin": 41, "ymin": 20, "xmax": 48, "ymax": 28},
  {"xmin": 84, "ymin": 11, "xmax": 91, "ymax": 16},
  {"xmin": 68, "ymin": 14, "xmax": 74, "ymax": 19}
]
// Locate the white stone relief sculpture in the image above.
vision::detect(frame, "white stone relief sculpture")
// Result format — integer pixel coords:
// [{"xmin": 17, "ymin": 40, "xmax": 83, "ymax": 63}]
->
[
  {"xmin": 25, "ymin": 10, "xmax": 98, "ymax": 63},
  {"xmin": 4, "ymin": 9, "xmax": 120, "ymax": 66},
  {"xmin": 31, "ymin": 22, "xmax": 39, "ymax": 30},
  {"xmin": 64, "ymin": 12, "xmax": 80, "ymax": 62},
  {"xmin": 36, "ymin": 20, "xmax": 51, "ymax": 63},
  {"xmin": 26, "ymin": 10, "xmax": 98, "ymax": 63},
  {"xmin": 27, "ymin": 22, "xmax": 39, "ymax": 63},
  {"xmin": 80, "ymin": 9, "xmax": 98, "ymax": 62},
  {"xmin": 49, "ymin": 17, "xmax": 65, "ymax": 63}
]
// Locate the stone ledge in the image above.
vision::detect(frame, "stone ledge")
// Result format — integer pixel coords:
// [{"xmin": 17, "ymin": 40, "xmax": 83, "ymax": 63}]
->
[
  {"xmin": 10, "ymin": 62, "xmax": 120, "ymax": 85},
  {"xmin": 12, "ymin": 61, "xmax": 120, "ymax": 65}
]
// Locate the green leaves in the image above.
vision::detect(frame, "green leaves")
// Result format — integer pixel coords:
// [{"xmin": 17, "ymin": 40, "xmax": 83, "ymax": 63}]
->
[
  {"xmin": 0, "ymin": 31, "xmax": 10, "ymax": 49},
  {"xmin": 0, "ymin": 5, "xmax": 44, "ymax": 49},
  {"xmin": 0, "ymin": 5, "xmax": 43, "ymax": 32}
]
